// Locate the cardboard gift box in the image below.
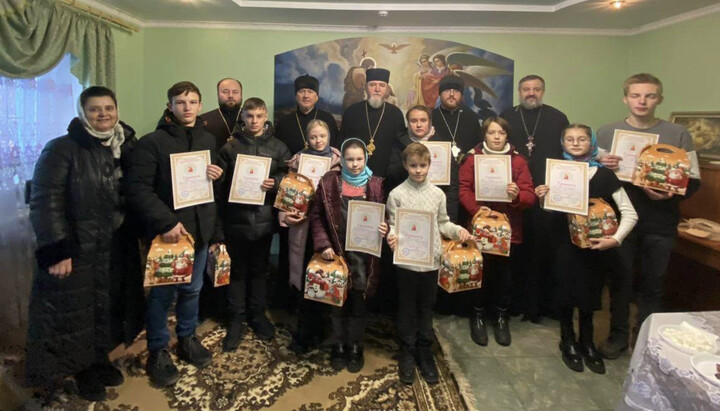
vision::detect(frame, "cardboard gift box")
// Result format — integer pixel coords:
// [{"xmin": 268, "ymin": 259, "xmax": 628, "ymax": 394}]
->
[
  {"xmin": 208, "ymin": 244, "xmax": 231, "ymax": 287},
  {"xmin": 631, "ymin": 143, "xmax": 690, "ymax": 195},
  {"xmin": 471, "ymin": 206, "xmax": 512, "ymax": 257},
  {"xmin": 304, "ymin": 253, "xmax": 349, "ymax": 307},
  {"xmin": 568, "ymin": 198, "xmax": 618, "ymax": 249},
  {"xmin": 274, "ymin": 172, "xmax": 315, "ymax": 217},
  {"xmin": 144, "ymin": 234, "xmax": 195, "ymax": 287},
  {"xmin": 438, "ymin": 239, "xmax": 484, "ymax": 293}
]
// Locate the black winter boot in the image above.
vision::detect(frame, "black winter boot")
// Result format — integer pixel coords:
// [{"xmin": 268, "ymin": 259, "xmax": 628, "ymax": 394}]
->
[
  {"xmin": 579, "ymin": 310, "xmax": 605, "ymax": 374},
  {"xmin": 469, "ymin": 307, "xmax": 488, "ymax": 346},
  {"xmin": 559, "ymin": 314, "xmax": 584, "ymax": 373},
  {"xmin": 493, "ymin": 307, "xmax": 512, "ymax": 346}
]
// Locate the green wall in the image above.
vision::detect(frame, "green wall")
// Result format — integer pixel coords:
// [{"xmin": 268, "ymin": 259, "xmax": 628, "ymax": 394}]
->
[{"xmin": 113, "ymin": 12, "xmax": 720, "ymax": 136}]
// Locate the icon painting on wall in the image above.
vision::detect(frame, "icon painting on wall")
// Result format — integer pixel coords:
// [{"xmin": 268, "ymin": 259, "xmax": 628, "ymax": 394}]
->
[{"xmin": 274, "ymin": 37, "xmax": 514, "ymax": 125}]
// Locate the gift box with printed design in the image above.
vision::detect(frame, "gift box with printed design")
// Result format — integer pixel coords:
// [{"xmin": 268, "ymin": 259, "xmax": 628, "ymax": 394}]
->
[
  {"xmin": 471, "ymin": 206, "xmax": 512, "ymax": 257},
  {"xmin": 208, "ymin": 244, "xmax": 231, "ymax": 287},
  {"xmin": 631, "ymin": 143, "xmax": 690, "ymax": 195},
  {"xmin": 568, "ymin": 198, "xmax": 618, "ymax": 249},
  {"xmin": 144, "ymin": 234, "xmax": 195, "ymax": 287},
  {"xmin": 438, "ymin": 239, "xmax": 484, "ymax": 293},
  {"xmin": 274, "ymin": 172, "xmax": 315, "ymax": 217},
  {"xmin": 304, "ymin": 253, "xmax": 349, "ymax": 307}
]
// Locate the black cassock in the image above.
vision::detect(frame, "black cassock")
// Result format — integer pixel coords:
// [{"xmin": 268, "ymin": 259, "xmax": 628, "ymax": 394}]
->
[{"xmin": 275, "ymin": 106, "xmax": 340, "ymax": 155}]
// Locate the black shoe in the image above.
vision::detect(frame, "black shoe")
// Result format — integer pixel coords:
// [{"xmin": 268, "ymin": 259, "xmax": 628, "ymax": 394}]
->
[
  {"xmin": 177, "ymin": 335, "xmax": 212, "ymax": 369},
  {"xmin": 416, "ymin": 347, "xmax": 439, "ymax": 384},
  {"xmin": 249, "ymin": 313, "xmax": 276, "ymax": 341},
  {"xmin": 469, "ymin": 307, "xmax": 488, "ymax": 346},
  {"xmin": 398, "ymin": 350, "xmax": 416, "ymax": 385},
  {"xmin": 222, "ymin": 321, "xmax": 247, "ymax": 352},
  {"xmin": 146, "ymin": 348, "xmax": 180, "ymax": 387},
  {"xmin": 347, "ymin": 343, "xmax": 364, "ymax": 373},
  {"xmin": 598, "ymin": 336, "xmax": 629, "ymax": 360},
  {"xmin": 75, "ymin": 368, "xmax": 107, "ymax": 402},
  {"xmin": 559, "ymin": 339, "xmax": 584, "ymax": 373},
  {"xmin": 91, "ymin": 361, "xmax": 124, "ymax": 386},
  {"xmin": 493, "ymin": 309, "xmax": 512, "ymax": 347},
  {"xmin": 581, "ymin": 342, "xmax": 606, "ymax": 374},
  {"xmin": 330, "ymin": 343, "xmax": 347, "ymax": 371}
]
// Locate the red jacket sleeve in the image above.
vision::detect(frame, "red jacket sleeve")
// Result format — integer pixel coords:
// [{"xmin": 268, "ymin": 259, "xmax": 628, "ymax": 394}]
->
[
  {"xmin": 511, "ymin": 154, "xmax": 537, "ymax": 210},
  {"xmin": 458, "ymin": 154, "xmax": 481, "ymax": 217}
]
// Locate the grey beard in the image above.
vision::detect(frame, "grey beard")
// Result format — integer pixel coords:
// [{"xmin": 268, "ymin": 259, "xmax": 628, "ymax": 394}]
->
[
  {"xmin": 520, "ymin": 98, "xmax": 543, "ymax": 110},
  {"xmin": 367, "ymin": 96, "xmax": 384, "ymax": 109}
]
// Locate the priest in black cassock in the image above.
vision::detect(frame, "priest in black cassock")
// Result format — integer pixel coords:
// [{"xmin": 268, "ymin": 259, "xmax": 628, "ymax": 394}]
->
[
  {"xmin": 432, "ymin": 75, "xmax": 481, "ymax": 161},
  {"xmin": 500, "ymin": 74, "xmax": 569, "ymax": 323},
  {"xmin": 200, "ymin": 78, "xmax": 243, "ymax": 149},
  {"xmin": 340, "ymin": 68, "xmax": 406, "ymax": 178},
  {"xmin": 275, "ymin": 74, "xmax": 340, "ymax": 154}
]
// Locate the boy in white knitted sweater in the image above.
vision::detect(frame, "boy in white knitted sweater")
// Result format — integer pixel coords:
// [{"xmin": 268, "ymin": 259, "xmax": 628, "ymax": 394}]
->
[{"xmin": 386, "ymin": 143, "xmax": 472, "ymax": 385}]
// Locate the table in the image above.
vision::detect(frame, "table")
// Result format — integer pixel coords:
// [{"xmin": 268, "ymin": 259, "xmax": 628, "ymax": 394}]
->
[{"xmin": 619, "ymin": 311, "xmax": 720, "ymax": 411}]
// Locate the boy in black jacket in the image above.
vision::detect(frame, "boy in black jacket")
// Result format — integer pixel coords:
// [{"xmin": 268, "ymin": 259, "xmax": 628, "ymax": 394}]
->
[
  {"xmin": 126, "ymin": 82, "xmax": 224, "ymax": 388},
  {"xmin": 218, "ymin": 98, "xmax": 291, "ymax": 351}
]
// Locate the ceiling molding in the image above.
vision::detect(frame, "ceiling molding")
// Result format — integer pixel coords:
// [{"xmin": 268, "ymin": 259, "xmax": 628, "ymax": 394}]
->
[
  {"xmin": 87, "ymin": 0, "xmax": 720, "ymax": 37},
  {"xmin": 230, "ymin": 0, "xmax": 589, "ymax": 12},
  {"xmin": 628, "ymin": 2, "xmax": 720, "ymax": 35}
]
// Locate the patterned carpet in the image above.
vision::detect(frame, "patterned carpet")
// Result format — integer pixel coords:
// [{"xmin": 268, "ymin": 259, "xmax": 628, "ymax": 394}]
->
[{"xmin": 17, "ymin": 317, "xmax": 467, "ymax": 410}]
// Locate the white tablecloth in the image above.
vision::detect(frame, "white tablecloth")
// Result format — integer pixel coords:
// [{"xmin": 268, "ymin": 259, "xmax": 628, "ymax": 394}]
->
[{"xmin": 619, "ymin": 311, "xmax": 720, "ymax": 411}]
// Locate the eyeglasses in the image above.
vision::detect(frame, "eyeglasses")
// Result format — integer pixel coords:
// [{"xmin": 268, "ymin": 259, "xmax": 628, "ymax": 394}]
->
[{"xmin": 563, "ymin": 137, "xmax": 590, "ymax": 144}]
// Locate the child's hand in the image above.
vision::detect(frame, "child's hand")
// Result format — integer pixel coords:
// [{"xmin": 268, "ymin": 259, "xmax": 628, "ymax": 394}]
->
[
  {"xmin": 206, "ymin": 164, "xmax": 223, "ymax": 181},
  {"xmin": 535, "ymin": 185, "xmax": 549, "ymax": 199},
  {"xmin": 284, "ymin": 211, "xmax": 305, "ymax": 225},
  {"xmin": 589, "ymin": 237, "xmax": 619, "ymax": 251},
  {"xmin": 458, "ymin": 228, "xmax": 473, "ymax": 242},
  {"xmin": 600, "ymin": 154, "xmax": 622, "ymax": 170},
  {"xmin": 642, "ymin": 187, "xmax": 673, "ymax": 200},
  {"xmin": 378, "ymin": 222, "xmax": 389, "ymax": 237},
  {"xmin": 261, "ymin": 178, "xmax": 275, "ymax": 191},
  {"xmin": 321, "ymin": 247, "xmax": 336, "ymax": 260},
  {"xmin": 507, "ymin": 182, "xmax": 519, "ymax": 200},
  {"xmin": 386, "ymin": 234, "xmax": 397, "ymax": 251}
]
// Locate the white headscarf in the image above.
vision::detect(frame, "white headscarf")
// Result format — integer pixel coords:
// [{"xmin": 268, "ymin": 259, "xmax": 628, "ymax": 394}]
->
[{"xmin": 77, "ymin": 98, "xmax": 126, "ymax": 159}]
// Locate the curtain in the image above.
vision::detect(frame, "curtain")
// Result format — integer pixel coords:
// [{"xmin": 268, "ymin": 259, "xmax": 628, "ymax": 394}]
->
[{"xmin": 0, "ymin": 0, "xmax": 115, "ymax": 88}]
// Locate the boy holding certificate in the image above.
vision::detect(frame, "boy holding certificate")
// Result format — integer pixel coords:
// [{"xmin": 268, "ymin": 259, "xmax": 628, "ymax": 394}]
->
[
  {"xmin": 596, "ymin": 73, "xmax": 701, "ymax": 359},
  {"xmin": 127, "ymin": 82, "xmax": 224, "ymax": 388},
  {"xmin": 281, "ymin": 119, "xmax": 341, "ymax": 354},
  {"xmin": 309, "ymin": 138, "xmax": 388, "ymax": 373},
  {"xmin": 535, "ymin": 124, "xmax": 637, "ymax": 374},
  {"xmin": 217, "ymin": 98, "xmax": 291, "ymax": 351},
  {"xmin": 386, "ymin": 143, "xmax": 472, "ymax": 385},
  {"xmin": 458, "ymin": 117, "xmax": 536, "ymax": 347}
]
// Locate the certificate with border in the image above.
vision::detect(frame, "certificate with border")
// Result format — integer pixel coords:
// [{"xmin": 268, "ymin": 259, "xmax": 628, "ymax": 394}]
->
[
  {"xmin": 393, "ymin": 208, "xmax": 436, "ymax": 269},
  {"xmin": 544, "ymin": 159, "xmax": 589, "ymax": 215},
  {"xmin": 345, "ymin": 200, "xmax": 385, "ymax": 257},
  {"xmin": 228, "ymin": 154, "xmax": 272, "ymax": 205},
  {"xmin": 474, "ymin": 154, "xmax": 512, "ymax": 202},
  {"xmin": 610, "ymin": 129, "xmax": 659, "ymax": 182},
  {"xmin": 297, "ymin": 154, "xmax": 332, "ymax": 189},
  {"xmin": 170, "ymin": 150, "xmax": 214, "ymax": 210},
  {"xmin": 422, "ymin": 141, "xmax": 452, "ymax": 186}
]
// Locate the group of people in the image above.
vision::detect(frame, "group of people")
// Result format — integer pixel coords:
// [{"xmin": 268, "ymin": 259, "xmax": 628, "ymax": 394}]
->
[{"xmin": 25, "ymin": 66, "xmax": 700, "ymax": 400}]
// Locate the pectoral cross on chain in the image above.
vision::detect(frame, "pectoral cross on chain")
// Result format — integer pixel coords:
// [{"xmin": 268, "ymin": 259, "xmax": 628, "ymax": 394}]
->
[{"xmin": 526, "ymin": 136, "xmax": 535, "ymax": 156}]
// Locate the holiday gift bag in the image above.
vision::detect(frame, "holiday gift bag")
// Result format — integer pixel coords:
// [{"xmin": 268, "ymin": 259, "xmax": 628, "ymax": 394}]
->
[
  {"xmin": 274, "ymin": 172, "xmax": 315, "ymax": 217},
  {"xmin": 631, "ymin": 143, "xmax": 690, "ymax": 195},
  {"xmin": 207, "ymin": 244, "xmax": 231, "ymax": 287},
  {"xmin": 304, "ymin": 253, "xmax": 350, "ymax": 307},
  {"xmin": 144, "ymin": 234, "xmax": 195, "ymax": 287},
  {"xmin": 471, "ymin": 206, "xmax": 512, "ymax": 256},
  {"xmin": 568, "ymin": 198, "xmax": 619, "ymax": 249},
  {"xmin": 438, "ymin": 240, "xmax": 484, "ymax": 293}
]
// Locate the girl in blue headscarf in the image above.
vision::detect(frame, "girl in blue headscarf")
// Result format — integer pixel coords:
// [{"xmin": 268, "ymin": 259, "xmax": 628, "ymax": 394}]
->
[
  {"xmin": 535, "ymin": 124, "xmax": 637, "ymax": 375},
  {"xmin": 308, "ymin": 137, "xmax": 388, "ymax": 374}
]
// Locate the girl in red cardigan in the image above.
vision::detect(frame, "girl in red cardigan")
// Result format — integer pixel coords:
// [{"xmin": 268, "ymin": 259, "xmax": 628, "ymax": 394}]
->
[{"xmin": 458, "ymin": 117, "xmax": 536, "ymax": 346}]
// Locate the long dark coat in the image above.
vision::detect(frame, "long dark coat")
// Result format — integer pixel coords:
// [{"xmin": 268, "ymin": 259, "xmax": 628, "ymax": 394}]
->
[{"xmin": 26, "ymin": 118, "xmax": 144, "ymax": 386}]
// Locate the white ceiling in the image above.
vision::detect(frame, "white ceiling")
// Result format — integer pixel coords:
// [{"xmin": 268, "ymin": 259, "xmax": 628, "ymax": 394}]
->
[{"xmin": 87, "ymin": 0, "xmax": 720, "ymax": 33}]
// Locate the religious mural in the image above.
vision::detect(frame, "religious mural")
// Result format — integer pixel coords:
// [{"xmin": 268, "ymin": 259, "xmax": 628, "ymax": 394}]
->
[{"xmin": 274, "ymin": 37, "xmax": 515, "ymax": 125}]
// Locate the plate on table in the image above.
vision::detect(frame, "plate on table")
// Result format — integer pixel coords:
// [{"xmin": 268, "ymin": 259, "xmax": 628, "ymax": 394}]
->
[
  {"xmin": 658, "ymin": 324, "xmax": 719, "ymax": 355},
  {"xmin": 691, "ymin": 353, "xmax": 720, "ymax": 387}
]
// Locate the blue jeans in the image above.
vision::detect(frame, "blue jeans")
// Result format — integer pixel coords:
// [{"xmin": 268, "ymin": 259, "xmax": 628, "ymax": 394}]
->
[{"xmin": 146, "ymin": 244, "xmax": 208, "ymax": 351}]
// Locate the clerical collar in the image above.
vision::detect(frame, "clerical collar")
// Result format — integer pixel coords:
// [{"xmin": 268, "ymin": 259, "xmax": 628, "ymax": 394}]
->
[{"xmin": 440, "ymin": 106, "xmax": 460, "ymax": 115}]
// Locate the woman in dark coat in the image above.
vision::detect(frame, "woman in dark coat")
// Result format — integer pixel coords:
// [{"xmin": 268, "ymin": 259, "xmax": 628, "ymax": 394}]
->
[{"xmin": 26, "ymin": 86, "xmax": 144, "ymax": 401}]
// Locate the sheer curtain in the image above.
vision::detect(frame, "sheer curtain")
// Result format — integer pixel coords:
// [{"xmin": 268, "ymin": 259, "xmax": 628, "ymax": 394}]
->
[{"xmin": 0, "ymin": 54, "xmax": 82, "ymax": 341}]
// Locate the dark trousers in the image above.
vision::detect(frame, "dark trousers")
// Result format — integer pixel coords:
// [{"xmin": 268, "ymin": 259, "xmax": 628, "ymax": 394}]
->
[
  {"xmin": 396, "ymin": 268, "xmax": 438, "ymax": 350},
  {"xmin": 331, "ymin": 289, "xmax": 367, "ymax": 345},
  {"xmin": 468, "ymin": 250, "xmax": 513, "ymax": 311},
  {"xmin": 559, "ymin": 305, "xmax": 594, "ymax": 343},
  {"xmin": 225, "ymin": 234, "xmax": 273, "ymax": 320},
  {"xmin": 609, "ymin": 230, "xmax": 677, "ymax": 340}
]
